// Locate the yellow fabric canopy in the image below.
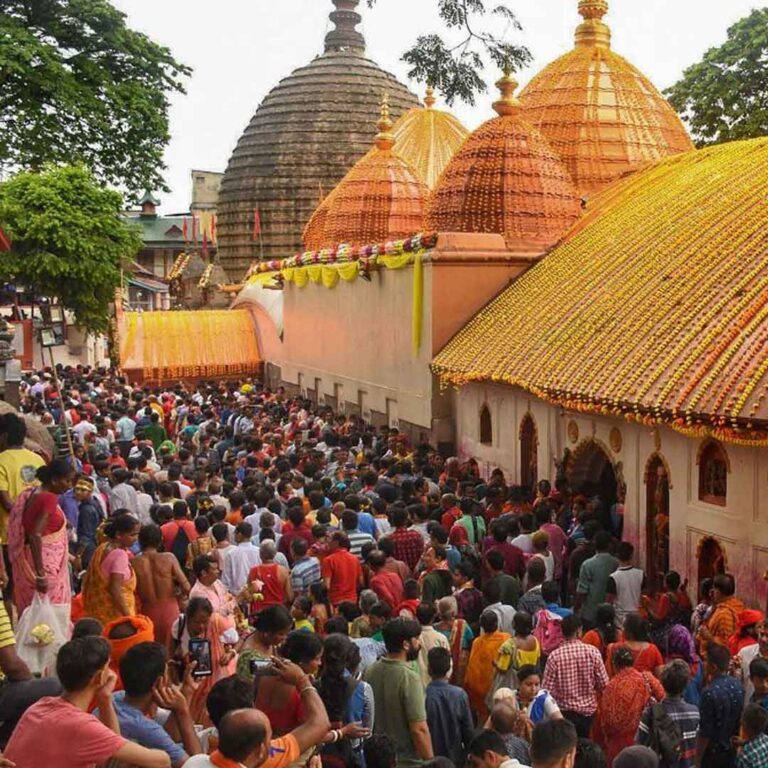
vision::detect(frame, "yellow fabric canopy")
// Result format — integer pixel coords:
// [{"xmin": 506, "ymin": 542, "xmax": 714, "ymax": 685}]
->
[{"xmin": 120, "ymin": 310, "xmax": 260, "ymax": 383}]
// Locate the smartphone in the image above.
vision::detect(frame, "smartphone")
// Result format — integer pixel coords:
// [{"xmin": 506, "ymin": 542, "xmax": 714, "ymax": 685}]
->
[
  {"xmin": 250, "ymin": 657, "xmax": 277, "ymax": 676},
  {"xmin": 188, "ymin": 639, "xmax": 213, "ymax": 678}
]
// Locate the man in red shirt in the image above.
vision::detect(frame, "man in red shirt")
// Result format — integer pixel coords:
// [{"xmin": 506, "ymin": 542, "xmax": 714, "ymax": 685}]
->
[
  {"xmin": 439, "ymin": 493, "xmax": 461, "ymax": 531},
  {"xmin": 368, "ymin": 550, "xmax": 403, "ymax": 609},
  {"xmin": 390, "ymin": 507, "xmax": 425, "ymax": 572},
  {"xmin": 160, "ymin": 502, "xmax": 198, "ymax": 554},
  {"xmin": 321, "ymin": 531, "xmax": 363, "ymax": 607},
  {"xmin": 279, "ymin": 505, "xmax": 314, "ymax": 566}
]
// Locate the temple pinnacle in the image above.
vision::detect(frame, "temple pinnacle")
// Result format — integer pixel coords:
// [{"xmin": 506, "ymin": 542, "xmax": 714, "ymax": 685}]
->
[
  {"xmin": 425, "ymin": 86, "xmax": 436, "ymax": 109},
  {"xmin": 375, "ymin": 94, "xmax": 395, "ymax": 150},
  {"xmin": 575, "ymin": 0, "xmax": 611, "ymax": 48},
  {"xmin": 325, "ymin": 0, "xmax": 366, "ymax": 54},
  {"xmin": 492, "ymin": 69, "xmax": 521, "ymax": 117}
]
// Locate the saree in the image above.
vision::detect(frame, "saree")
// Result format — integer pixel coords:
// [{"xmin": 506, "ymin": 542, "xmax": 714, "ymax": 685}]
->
[
  {"xmin": 7, "ymin": 488, "xmax": 71, "ymax": 615},
  {"xmin": 82, "ymin": 543, "xmax": 137, "ymax": 625},
  {"xmin": 465, "ymin": 631, "xmax": 511, "ymax": 722}
]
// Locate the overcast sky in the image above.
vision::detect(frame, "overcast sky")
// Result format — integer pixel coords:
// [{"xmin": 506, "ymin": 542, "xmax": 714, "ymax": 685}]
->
[{"xmin": 111, "ymin": 0, "xmax": 761, "ymax": 213}]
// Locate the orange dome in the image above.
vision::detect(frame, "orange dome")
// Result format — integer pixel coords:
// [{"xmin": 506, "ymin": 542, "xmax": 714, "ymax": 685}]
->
[
  {"xmin": 426, "ymin": 73, "xmax": 582, "ymax": 252},
  {"xmin": 391, "ymin": 88, "xmax": 470, "ymax": 189},
  {"xmin": 305, "ymin": 98, "xmax": 429, "ymax": 250},
  {"xmin": 520, "ymin": 0, "xmax": 693, "ymax": 198}
]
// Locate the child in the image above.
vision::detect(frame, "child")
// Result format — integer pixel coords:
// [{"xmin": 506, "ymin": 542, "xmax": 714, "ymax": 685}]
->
[
  {"xmin": 736, "ymin": 704, "xmax": 768, "ymax": 768},
  {"xmin": 291, "ymin": 596, "xmax": 314, "ymax": 633},
  {"xmin": 749, "ymin": 658, "xmax": 768, "ymax": 710},
  {"xmin": 395, "ymin": 579, "xmax": 422, "ymax": 619}
]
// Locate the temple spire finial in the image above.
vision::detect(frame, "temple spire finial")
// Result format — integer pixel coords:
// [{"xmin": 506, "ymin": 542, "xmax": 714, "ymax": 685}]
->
[
  {"xmin": 375, "ymin": 93, "xmax": 395, "ymax": 150},
  {"xmin": 575, "ymin": 0, "xmax": 611, "ymax": 49},
  {"xmin": 424, "ymin": 86, "xmax": 436, "ymax": 109},
  {"xmin": 325, "ymin": 0, "xmax": 366, "ymax": 54},
  {"xmin": 492, "ymin": 65, "xmax": 521, "ymax": 117}
]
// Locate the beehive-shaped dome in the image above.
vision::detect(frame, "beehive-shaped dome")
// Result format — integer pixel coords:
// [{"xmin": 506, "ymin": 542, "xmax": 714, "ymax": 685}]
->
[
  {"xmin": 216, "ymin": 0, "xmax": 419, "ymax": 279},
  {"xmin": 426, "ymin": 73, "xmax": 582, "ymax": 252},
  {"xmin": 520, "ymin": 0, "xmax": 693, "ymax": 198},
  {"xmin": 305, "ymin": 98, "xmax": 430, "ymax": 250},
  {"xmin": 391, "ymin": 88, "xmax": 470, "ymax": 189}
]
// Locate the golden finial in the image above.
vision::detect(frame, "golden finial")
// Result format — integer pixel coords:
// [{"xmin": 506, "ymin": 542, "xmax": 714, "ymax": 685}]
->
[
  {"xmin": 375, "ymin": 93, "xmax": 395, "ymax": 150},
  {"xmin": 425, "ymin": 86, "xmax": 436, "ymax": 109},
  {"xmin": 492, "ymin": 66, "xmax": 521, "ymax": 117},
  {"xmin": 575, "ymin": 0, "xmax": 611, "ymax": 49}
]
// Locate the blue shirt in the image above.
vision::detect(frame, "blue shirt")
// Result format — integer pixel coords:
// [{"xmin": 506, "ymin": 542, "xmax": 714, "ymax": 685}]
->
[
  {"xmin": 545, "ymin": 602, "xmax": 573, "ymax": 618},
  {"xmin": 109, "ymin": 691, "xmax": 187, "ymax": 764},
  {"xmin": 425, "ymin": 680, "xmax": 474, "ymax": 767},
  {"xmin": 699, "ymin": 675, "xmax": 744, "ymax": 754},
  {"xmin": 357, "ymin": 511, "xmax": 377, "ymax": 538}
]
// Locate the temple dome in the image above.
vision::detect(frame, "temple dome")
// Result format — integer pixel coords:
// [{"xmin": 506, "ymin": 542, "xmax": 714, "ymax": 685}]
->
[
  {"xmin": 304, "ymin": 98, "xmax": 429, "ymax": 250},
  {"xmin": 390, "ymin": 88, "xmax": 470, "ymax": 189},
  {"xmin": 520, "ymin": 0, "xmax": 694, "ymax": 198},
  {"xmin": 216, "ymin": 0, "xmax": 419, "ymax": 279},
  {"xmin": 426, "ymin": 73, "xmax": 582, "ymax": 253}
]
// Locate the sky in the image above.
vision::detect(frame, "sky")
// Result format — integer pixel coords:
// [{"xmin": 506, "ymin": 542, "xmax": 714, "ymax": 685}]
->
[{"xmin": 111, "ymin": 0, "xmax": 762, "ymax": 213}]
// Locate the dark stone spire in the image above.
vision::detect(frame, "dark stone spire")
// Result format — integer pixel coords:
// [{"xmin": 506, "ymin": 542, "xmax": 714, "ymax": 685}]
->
[{"xmin": 325, "ymin": 0, "xmax": 365, "ymax": 53}]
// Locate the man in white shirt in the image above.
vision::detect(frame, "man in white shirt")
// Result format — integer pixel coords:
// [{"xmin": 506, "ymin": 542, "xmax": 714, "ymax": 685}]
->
[
  {"xmin": 737, "ymin": 617, "xmax": 768, "ymax": 701},
  {"xmin": 72, "ymin": 412, "xmax": 97, "ymax": 445},
  {"xmin": 108, "ymin": 469, "xmax": 139, "ymax": 516},
  {"xmin": 221, "ymin": 522, "xmax": 261, "ymax": 595},
  {"xmin": 606, "ymin": 542, "xmax": 646, "ymax": 628}
]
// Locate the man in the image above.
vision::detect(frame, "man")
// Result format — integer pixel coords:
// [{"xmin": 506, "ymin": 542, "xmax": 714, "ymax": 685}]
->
[
  {"xmin": 416, "ymin": 603, "xmax": 451, "ymax": 688},
  {"xmin": 541, "ymin": 615, "xmax": 608, "ymax": 738},
  {"xmin": 484, "ymin": 580, "xmax": 517, "ymax": 636},
  {"xmin": 368, "ymin": 550, "xmax": 404, "ymax": 610},
  {"xmin": 606, "ymin": 542, "xmax": 646, "ymax": 628},
  {"xmin": 108, "ymin": 467, "xmax": 139, "ymax": 516},
  {"xmin": 736, "ymin": 704, "xmax": 768, "ymax": 768},
  {"xmin": 102, "ymin": 642, "xmax": 201, "ymax": 767},
  {"xmin": 425, "ymin": 647, "xmax": 474, "ymax": 767},
  {"xmin": 278, "ymin": 506, "xmax": 314, "ymax": 566},
  {"xmin": 531, "ymin": 720, "xmax": 578, "ymax": 768},
  {"xmin": 737, "ymin": 617, "xmax": 768, "ymax": 702},
  {"xmin": 465, "ymin": 728, "xmax": 530, "ymax": 768},
  {"xmin": 115, "ymin": 408, "xmax": 137, "ymax": 459},
  {"xmin": 517, "ymin": 559, "xmax": 547, "ymax": 619},
  {"xmin": 143, "ymin": 412, "xmax": 168, "ymax": 452},
  {"xmin": 510, "ymin": 513, "xmax": 536, "ymax": 555},
  {"xmin": 289, "ymin": 538, "xmax": 322, "ymax": 597},
  {"xmin": 322, "ymin": 530, "xmax": 363, "ymax": 607},
  {"xmin": 439, "ymin": 493, "xmax": 461, "ymax": 532},
  {"xmin": 696, "ymin": 643, "xmax": 743, "ymax": 768},
  {"xmin": 536, "ymin": 505, "xmax": 568, "ymax": 585},
  {"xmin": 364, "ymin": 617, "xmax": 434, "ymax": 767},
  {"xmin": 485, "ymin": 550, "xmax": 521, "ymax": 608},
  {"xmin": 637, "ymin": 660, "xmax": 699, "ymax": 768},
  {"xmin": 161, "ymin": 501, "xmax": 199, "ymax": 566},
  {"xmin": 342, "ymin": 509, "xmax": 375, "ymax": 560},
  {"xmin": 575, "ymin": 530, "xmax": 619, "ymax": 628},
  {"xmin": 485, "ymin": 521, "xmax": 526, "ymax": 581},
  {"xmin": 379, "ymin": 536, "xmax": 413, "ymax": 582},
  {"xmin": 454, "ymin": 498, "xmax": 486, "ymax": 546},
  {"xmin": 390, "ymin": 507, "xmax": 426, "ymax": 573},
  {"xmin": 189, "ymin": 555, "xmax": 237, "ymax": 624},
  {"xmin": 420, "ymin": 546, "xmax": 454, "ymax": 607},
  {"xmin": 5, "ymin": 636, "xmax": 170, "ymax": 767},
  {"xmin": 698, "ymin": 574, "xmax": 745, "ymax": 652},
  {"xmin": 222, "ymin": 522, "xmax": 262, "ymax": 595}
]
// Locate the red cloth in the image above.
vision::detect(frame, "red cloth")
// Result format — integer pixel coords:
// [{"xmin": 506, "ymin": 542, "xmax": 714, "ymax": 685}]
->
[
  {"xmin": 391, "ymin": 528, "xmax": 426, "ymax": 572},
  {"xmin": 22, "ymin": 491, "xmax": 66, "ymax": 536},
  {"xmin": 249, "ymin": 563, "xmax": 286, "ymax": 610},
  {"xmin": 370, "ymin": 570, "xmax": 404, "ymax": 609},
  {"xmin": 542, "ymin": 639, "xmax": 609, "ymax": 716},
  {"xmin": 441, "ymin": 507, "xmax": 460, "ymax": 531},
  {"xmin": 278, "ymin": 525, "xmax": 314, "ymax": 565},
  {"xmin": 485, "ymin": 540, "xmax": 526, "ymax": 579},
  {"xmin": 605, "ymin": 642, "xmax": 664, "ymax": 677},
  {"xmin": 160, "ymin": 519, "xmax": 198, "ymax": 552},
  {"xmin": 321, "ymin": 549, "xmax": 362, "ymax": 606}
]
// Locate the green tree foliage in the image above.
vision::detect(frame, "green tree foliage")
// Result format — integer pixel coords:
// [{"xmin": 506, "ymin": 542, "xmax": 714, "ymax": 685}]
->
[
  {"xmin": 0, "ymin": 165, "xmax": 141, "ymax": 335},
  {"xmin": 665, "ymin": 9, "xmax": 768, "ymax": 146},
  {"xmin": 0, "ymin": 0, "xmax": 191, "ymax": 198},
  {"xmin": 368, "ymin": 0, "xmax": 531, "ymax": 105}
]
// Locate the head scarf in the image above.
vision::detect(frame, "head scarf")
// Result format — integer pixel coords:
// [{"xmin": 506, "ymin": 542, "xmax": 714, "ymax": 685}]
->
[
  {"xmin": 738, "ymin": 609, "xmax": 764, "ymax": 632},
  {"xmin": 614, "ymin": 746, "xmax": 659, "ymax": 768},
  {"xmin": 667, "ymin": 624, "xmax": 697, "ymax": 664},
  {"xmin": 104, "ymin": 614, "xmax": 155, "ymax": 689}
]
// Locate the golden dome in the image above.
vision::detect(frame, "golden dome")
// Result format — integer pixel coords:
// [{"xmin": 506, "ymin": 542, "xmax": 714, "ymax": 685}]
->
[
  {"xmin": 426, "ymin": 72, "xmax": 582, "ymax": 252},
  {"xmin": 304, "ymin": 97, "xmax": 429, "ymax": 250},
  {"xmin": 434, "ymin": 137, "xmax": 768, "ymax": 439},
  {"xmin": 520, "ymin": 0, "xmax": 694, "ymax": 198},
  {"xmin": 391, "ymin": 87, "xmax": 470, "ymax": 189}
]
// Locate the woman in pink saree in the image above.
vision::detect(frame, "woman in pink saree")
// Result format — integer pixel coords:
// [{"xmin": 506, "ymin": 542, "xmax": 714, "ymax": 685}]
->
[{"xmin": 7, "ymin": 459, "xmax": 73, "ymax": 615}]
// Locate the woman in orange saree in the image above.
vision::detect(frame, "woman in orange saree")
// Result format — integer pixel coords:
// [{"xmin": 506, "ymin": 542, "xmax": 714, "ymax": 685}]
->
[
  {"xmin": 82, "ymin": 514, "xmax": 139, "ymax": 625},
  {"xmin": 465, "ymin": 610, "xmax": 511, "ymax": 722},
  {"xmin": 7, "ymin": 460, "xmax": 73, "ymax": 616}
]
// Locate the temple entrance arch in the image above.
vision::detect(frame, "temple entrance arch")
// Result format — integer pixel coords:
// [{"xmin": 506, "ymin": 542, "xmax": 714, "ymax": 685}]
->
[
  {"xmin": 645, "ymin": 454, "xmax": 671, "ymax": 590},
  {"xmin": 567, "ymin": 439, "xmax": 617, "ymax": 527},
  {"xmin": 697, "ymin": 536, "xmax": 727, "ymax": 586}
]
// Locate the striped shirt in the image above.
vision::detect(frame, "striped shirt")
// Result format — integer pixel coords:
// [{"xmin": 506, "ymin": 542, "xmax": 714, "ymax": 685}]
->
[
  {"xmin": 346, "ymin": 530, "xmax": 375, "ymax": 561},
  {"xmin": 637, "ymin": 697, "xmax": 700, "ymax": 768},
  {"xmin": 290, "ymin": 556, "xmax": 322, "ymax": 596}
]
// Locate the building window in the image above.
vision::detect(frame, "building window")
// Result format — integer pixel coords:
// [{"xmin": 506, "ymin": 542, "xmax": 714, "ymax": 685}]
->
[
  {"xmin": 479, "ymin": 404, "xmax": 492, "ymax": 445},
  {"xmin": 698, "ymin": 440, "xmax": 728, "ymax": 506}
]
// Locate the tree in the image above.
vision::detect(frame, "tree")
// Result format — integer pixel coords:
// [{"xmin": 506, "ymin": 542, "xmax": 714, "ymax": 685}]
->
[
  {"xmin": 0, "ymin": 165, "xmax": 141, "ymax": 335},
  {"xmin": 0, "ymin": 0, "xmax": 191, "ymax": 198},
  {"xmin": 368, "ymin": 0, "xmax": 531, "ymax": 105},
  {"xmin": 665, "ymin": 9, "xmax": 768, "ymax": 147}
]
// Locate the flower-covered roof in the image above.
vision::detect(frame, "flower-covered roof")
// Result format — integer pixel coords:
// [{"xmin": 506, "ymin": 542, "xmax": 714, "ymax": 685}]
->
[
  {"xmin": 425, "ymin": 73, "xmax": 582, "ymax": 253},
  {"xmin": 520, "ymin": 0, "xmax": 693, "ymax": 198},
  {"xmin": 390, "ymin": 88, "xmax": 470, "ymax": 189},
  {"xmin": 433, "ymin": 137, "xmax": 768, "ymax": 444},
  {"xmin": 303, "ymin": 97, "xmax": 429, "ymax": 251}
]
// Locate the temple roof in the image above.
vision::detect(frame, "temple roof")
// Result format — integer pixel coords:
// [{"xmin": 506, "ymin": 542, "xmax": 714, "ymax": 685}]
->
[
  {"xmin": 425, "ymin": 73, "xmax": 582, "ymax": 253},
  {"xmin": 304, "ymin": 97, "xmax": 429, "ymax": 250},
  {"xmin": 215, "ymin": 0, "xmax": 419, "ymax": 279},
  {"xmin": 391, "ymin": 88, "xmax": 470, "ymax": 189},
  {"xmin": 433, "ymin": 137, "xmax": 768, "ymax": 442},
  {"xmin": 520, "ymin": 0, "xmax": 693, "ymax": 198}
]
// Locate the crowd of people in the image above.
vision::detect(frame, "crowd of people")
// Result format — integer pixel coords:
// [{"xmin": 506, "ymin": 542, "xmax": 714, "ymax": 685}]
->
[{"xmin": 0, "ymin": 368, "xmax": 765, "ymax": 768}]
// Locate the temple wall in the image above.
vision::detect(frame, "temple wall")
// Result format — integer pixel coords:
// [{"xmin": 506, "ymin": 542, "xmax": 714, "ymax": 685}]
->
[{"xmin": 455, "ymin": 381, "xmax": 768, "ymax": 609}]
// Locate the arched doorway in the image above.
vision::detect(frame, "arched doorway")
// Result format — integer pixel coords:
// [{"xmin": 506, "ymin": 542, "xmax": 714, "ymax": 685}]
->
[
  {"xmin": 567, "ymin": 440, "xmax": 617, "ymax": 529},
  {"xmin": 645, "ymin": 454, "xmax": 670, "ymax": 590},
  {"xmin": 519, "ymin": 413, "xmax": 538, "ymax": 498},
  {"xmin": 697, "ymin": 537, "xmax": 727, "ymax": 586}
]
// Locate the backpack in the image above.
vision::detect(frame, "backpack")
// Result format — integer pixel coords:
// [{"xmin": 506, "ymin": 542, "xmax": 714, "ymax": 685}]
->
[
  {"xmin": 170, "ymin": 522, "xmax": 191, "ymax": 568},
  {"xmin": 533, "ymin": 609, "xmax": 564, "ymax": 655},
  {"xmin": 647, "ymin": 702, "xmax": 683, "ymax": 767}
]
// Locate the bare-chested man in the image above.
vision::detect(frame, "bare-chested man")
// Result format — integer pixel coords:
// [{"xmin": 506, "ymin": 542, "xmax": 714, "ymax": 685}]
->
[{"xmin": 133, "ymin": 524, "xmax": 190, "ymax": 647}]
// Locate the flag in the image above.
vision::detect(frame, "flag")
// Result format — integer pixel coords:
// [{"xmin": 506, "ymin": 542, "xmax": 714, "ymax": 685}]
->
[
  {"xmin": 253, "ymin": 208, "xmax": 262, "ymax": 241},
  {"xmin": 0, "ymin": 227, "xmax": 10, "ymax": 252},
  {"xmin": 210, "ymin": 215, "xmax": 217, "ymax": 242},
  {"xmin": 182, "ymin": 217, "xmax": 189, "ymax": 241},
  {"xmin": 202, "ymin": 232, "xmax": 209, "ymax": 259},
  {"xmin": 191, "ymin": 215, "xmax": 197, "ymax": 241}
]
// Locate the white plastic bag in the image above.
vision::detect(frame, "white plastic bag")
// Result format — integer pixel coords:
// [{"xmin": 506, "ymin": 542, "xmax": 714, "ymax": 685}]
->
[{"xmin": 15, "ymin": 593, "xmax": 70, "ymax": 676}]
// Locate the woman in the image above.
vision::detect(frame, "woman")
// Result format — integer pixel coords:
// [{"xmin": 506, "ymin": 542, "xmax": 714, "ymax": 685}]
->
[
  {"xmin": 595, "ymin": 646, "xmax": 664, "ymax": 766},
  {"xmin": 691, "ymin": 578, "xmax": 714, "ymax": 637},
  {"xmin": 435, "ymin": 595, "xmax": 474, "ymax": 686},
  {"xmin": 494, "ymin": 611, "xmax": 541, "ymax": 691},
  {"xmin": 606, "ymin": 613, "xmax": 663, "ymax": 677},
  {"xmin": 81, "ymin": 514, "xmax": 139, "ymax": 625},
  {"xmin": 254, "ymin": 630, "xmax": 323, "ymax": 736},
  {"xmin": 491, "ymin": 665, "xmax": 562, "ymax": 739},
  {"xmin": 310, "ymin": 581, "xmax": 331, "ymax": 635},
  {"xmin": 530, "ymin": 531, "xmax": 554, "ymax": 582},
  {"xmin": 8, "ymin": 460, "xmax": 73, "ymax": 616},
  {"xmin": 644, "ymin": 572, "xmax": 692, "ymax": 653},
  {"xmin": 582, "ymin": 604, "xmax": 623, "ymax": 660},
  {"xmin": 170, "ymin": 596, "xmax": 238, "ymax": 724},
  {"xmin": 236, "ymin": 604, "xmax": 293, "ymax": 679},
  {"xmin": 465, "ymin": 610, "xmax": 511, "ymax": 722},
  {"xmin": 666, "ymin": 624, "xmax": 704, "ymax": 706}
]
